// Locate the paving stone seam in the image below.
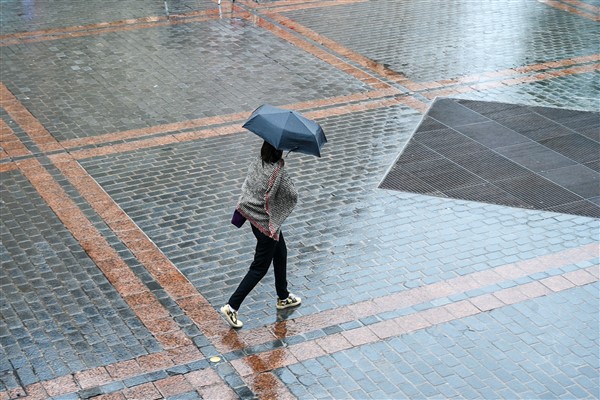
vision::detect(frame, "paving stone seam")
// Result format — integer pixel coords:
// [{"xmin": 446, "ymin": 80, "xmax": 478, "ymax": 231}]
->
[{"xmin": 537, "ymin": 0, "xmax": 600, "ymax": 21}]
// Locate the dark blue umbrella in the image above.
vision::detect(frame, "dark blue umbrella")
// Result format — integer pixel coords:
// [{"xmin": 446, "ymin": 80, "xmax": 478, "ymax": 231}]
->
[{"xmin": 242, "ymin": 104, "xmax": 327, "ymax": 157}]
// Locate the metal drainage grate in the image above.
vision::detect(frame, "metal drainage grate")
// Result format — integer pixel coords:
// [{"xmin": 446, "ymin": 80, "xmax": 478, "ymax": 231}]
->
[{"xmin": 380, "ymin": 99, "xmax": 600, "ymax": 218}]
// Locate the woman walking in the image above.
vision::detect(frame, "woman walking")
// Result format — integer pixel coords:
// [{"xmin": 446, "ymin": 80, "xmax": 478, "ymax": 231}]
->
[{"xmin": 221, "ymin": 141, "xmax": 301, "ymax": 329}]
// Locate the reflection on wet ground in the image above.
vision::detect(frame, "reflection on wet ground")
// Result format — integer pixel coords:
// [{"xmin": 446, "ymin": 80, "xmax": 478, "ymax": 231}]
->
[{"xmin": 1, "ymin": 0, "xmax": 598, "ymax": 398}]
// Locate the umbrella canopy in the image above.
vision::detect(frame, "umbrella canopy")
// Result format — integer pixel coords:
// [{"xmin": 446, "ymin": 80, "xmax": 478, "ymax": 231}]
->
[{"xmin": 242, "ymin": 104, "xmax": 327, "ymax": 157}]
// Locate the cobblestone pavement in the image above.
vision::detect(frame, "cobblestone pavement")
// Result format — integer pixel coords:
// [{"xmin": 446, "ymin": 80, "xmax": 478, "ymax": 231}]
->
[{"xmin": 1, "ymin": 0, "xmax": 598, "ymax": 399}]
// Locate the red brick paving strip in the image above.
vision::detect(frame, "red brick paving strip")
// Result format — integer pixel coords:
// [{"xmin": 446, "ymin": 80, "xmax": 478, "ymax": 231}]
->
[
  {"xmin": 424, "ymin": 63, "xmax": 600, "ymax": 99},
  {"xmin": 270, "ymin": 12, "xmax": 417, "ymax": 88},
  {"xmin": 252, "ymin": 13, "xmax": 392, "ymax": 90},
  {"xmin": 265, "ymin": 0, "xmax": 368, "ymax": 13},
  {"xmin": 559, "ymin": 0, "xmax": 600, "ymax": 13},
  {"xmin": 0, "ymin": 162, "xmax": 18, "ymax": 172},
  {"xmin": 60, "ymin": 112, "xmax": 249, "ymax": 150},
  {"xmin": 409, "ymin": 54, "xmax": 600, "ymax": 91},
  {"xmin": 537, "ymin": 0, "xmax": 600, "ymax": 21},
  {"xmin": 0, "ymin": 83, "xmax": 62, "ymax": 152},
  {"xmin": 216, "ymin": 243, "xmax": 599, "ymax": 352},
  {"xmin": 2, "ymin": 245, "xmax": 596, "ymax": 398},
  {"xmin": 0, "ymin": 11, "xmax": 232, "ymax": 47},
  {"xmin": 3, "ymin": 345, "xmax": 206, "ymax": 399},
  {"xmin": 16, "ymin": 158, "xmax": 193, "ymax": 354},
  {"xmin": 50, "ymin": 155, "xmax": 234, "ymax": 346},
  {"xmin": 83, "ymin": 368, "xmax": 240, "ymax": 400},
  {"xmin": 0, "ymin": 118, "xmax": 31, "ymax": 158},
  {"xmin": 64, "ymin": 96, "xmax": 423, "ymax": 160},
  {"xmin": 0, "ymin": 15, "xmax": 171, "ymax": 40},
  {"xmin": 60, "ymin": 89, "xmax": 400, "ymax": 151},
  {"xmin": 231, "ymin": 264, "xmax": 598, "ymax": 377}
]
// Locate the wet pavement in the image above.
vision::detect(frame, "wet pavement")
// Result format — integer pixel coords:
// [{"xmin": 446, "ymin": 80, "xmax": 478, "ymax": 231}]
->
[{"xmin": 0, "ymin": 0, "xmax": 598, "ymax": 399}]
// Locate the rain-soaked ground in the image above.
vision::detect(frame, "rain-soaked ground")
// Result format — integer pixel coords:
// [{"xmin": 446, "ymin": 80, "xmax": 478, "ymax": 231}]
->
[{"xmin": 1, "ymin": 0, "xmax": 598, "ymax": 398}]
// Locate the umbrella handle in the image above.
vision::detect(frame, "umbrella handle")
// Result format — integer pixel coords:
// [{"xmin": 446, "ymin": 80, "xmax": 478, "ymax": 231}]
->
[{"xmin": 284, "ymin": 147, "xmax": 299, "ymax": 158}]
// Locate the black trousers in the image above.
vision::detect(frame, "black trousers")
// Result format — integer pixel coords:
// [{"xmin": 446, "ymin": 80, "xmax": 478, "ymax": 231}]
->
[{"xmin": 228, "ymin": 224, "xmax": 289, "ymax": 310}]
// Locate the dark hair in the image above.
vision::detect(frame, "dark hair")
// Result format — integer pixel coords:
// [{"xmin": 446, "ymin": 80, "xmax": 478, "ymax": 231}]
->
[{"xmin": 261, "ymin": 141, "xmax": 283, "ymax": 165}]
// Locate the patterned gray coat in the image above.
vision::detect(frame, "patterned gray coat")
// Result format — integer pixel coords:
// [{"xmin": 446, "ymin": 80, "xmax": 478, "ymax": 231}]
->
[{"xmin": 236, "ymin": 156, "xmax": 298, "ymax": 240}]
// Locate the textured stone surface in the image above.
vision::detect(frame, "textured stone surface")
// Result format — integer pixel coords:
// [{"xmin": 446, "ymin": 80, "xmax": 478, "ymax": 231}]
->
[
  {"xmin": 281, "ymin": 0, "xmax": 599, "ymax": 82},
  {"xmin": 0, "ymin": 170, "xmax": 159, "ymax": 389},
  {"xmin": 0, "ymin": 0, "xmax": 598, "ymax": 397}
]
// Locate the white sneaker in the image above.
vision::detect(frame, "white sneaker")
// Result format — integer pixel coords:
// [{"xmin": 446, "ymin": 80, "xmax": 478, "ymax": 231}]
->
[
  {"xmin": 276, "ymin": 293, "xmax": 302, "ymax": 310},
  {"xmin": 220, "ymin": 304, "xmax": 243, "ymax": 328}
]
